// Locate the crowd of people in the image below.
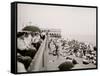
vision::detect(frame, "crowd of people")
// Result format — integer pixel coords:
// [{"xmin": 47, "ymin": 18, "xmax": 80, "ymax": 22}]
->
[
  {"xmin": 17, "ymin": 30, "xmax": 97, "ymax": 71},
  {"xmin": 48, "ymin": 37, "xmax": 97, "ymax": 69},
  {"xmin": 17, "ymin": 31, "xmax": 46, "ymax": 72}
]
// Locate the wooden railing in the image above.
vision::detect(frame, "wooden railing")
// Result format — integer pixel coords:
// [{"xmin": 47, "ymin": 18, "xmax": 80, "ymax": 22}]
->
[{"xmin": 28, "ymin": 36, "xmax": 47, "ymax": 72}]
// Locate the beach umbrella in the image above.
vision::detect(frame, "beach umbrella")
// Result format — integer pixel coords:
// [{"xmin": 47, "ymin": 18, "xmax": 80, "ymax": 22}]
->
[
  {"xmin": 22, "ymin": 26, "xmax": 41, "ymax": 32},
  {"xmin": 58, "ymin": 61, "xmax": 74, "ymax": 71}
]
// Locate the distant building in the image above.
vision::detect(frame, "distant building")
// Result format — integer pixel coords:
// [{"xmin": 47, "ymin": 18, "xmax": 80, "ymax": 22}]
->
[{"xmin": 40, "ymin": 28, "xmax": 61, "ymax": 38}]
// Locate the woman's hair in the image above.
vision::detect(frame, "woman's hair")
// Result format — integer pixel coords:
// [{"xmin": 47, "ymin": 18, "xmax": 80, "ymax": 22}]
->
[
  {"xmin": 17, "ymin": 32, "xmax": 25, "ymax": 38},
  {"xmin": 24, "ymin": 32, "xmax": 29, "ymax": 37}
]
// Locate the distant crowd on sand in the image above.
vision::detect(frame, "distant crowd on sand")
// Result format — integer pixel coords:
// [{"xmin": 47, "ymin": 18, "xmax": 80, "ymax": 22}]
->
[
  {"xmin": 17, "ymin": 31, "xmax": 46, "ymax": 72},
  {"xmin": 48, "ymin": 36, "xmax": 97, "ymax": 70}
]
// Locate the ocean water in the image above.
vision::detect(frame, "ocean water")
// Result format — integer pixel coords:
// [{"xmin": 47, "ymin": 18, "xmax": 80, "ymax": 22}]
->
[{"xmin": 63, "ymin": 34, "xmax": 96, "ymax": 46}]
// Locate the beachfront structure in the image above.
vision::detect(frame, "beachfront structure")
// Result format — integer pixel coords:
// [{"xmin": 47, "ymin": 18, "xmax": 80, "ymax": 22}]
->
[{"xmin": 41, "ymin": 28, "xmax": 61, "ymax": 38}]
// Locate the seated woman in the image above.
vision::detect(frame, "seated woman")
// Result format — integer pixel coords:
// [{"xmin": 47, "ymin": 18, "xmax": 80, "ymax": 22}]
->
[
  {"xmin": 17, "ymin": 32, "xmax": 37, "ymax": 59},
  {"xmin": 17, "ymin": 32, "xmax": 37, "ymax": 71}
]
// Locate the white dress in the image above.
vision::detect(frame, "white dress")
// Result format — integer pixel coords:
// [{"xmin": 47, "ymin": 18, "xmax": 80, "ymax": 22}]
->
[{"xmin": 17, "ymin": 38, "xmax": 27, "ymax": 50}]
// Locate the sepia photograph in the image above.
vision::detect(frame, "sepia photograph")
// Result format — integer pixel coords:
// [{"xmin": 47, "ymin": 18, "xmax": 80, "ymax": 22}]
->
[{"xmin": 16, "ymin": 2, "xmax": 97, "ymax": 73}]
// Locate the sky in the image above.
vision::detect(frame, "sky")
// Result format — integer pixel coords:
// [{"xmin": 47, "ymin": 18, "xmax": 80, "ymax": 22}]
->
[{"xmin": 17, "ymin": 3, "xmax": 96, "ymax": 45}]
